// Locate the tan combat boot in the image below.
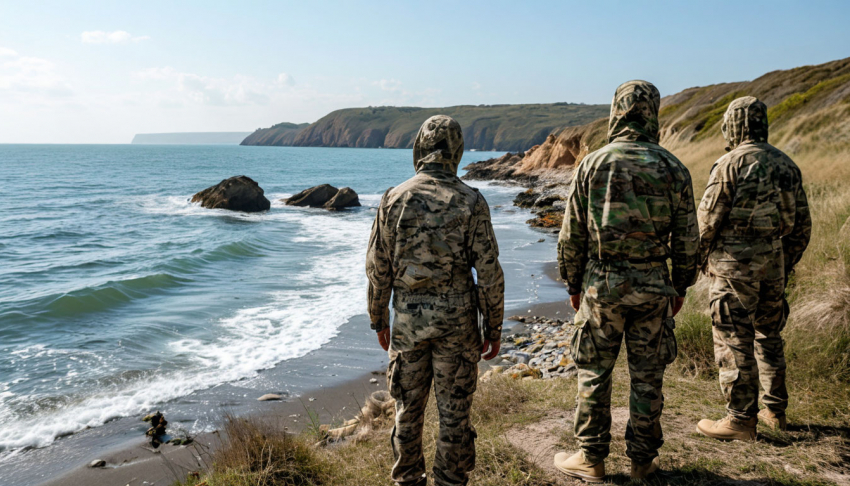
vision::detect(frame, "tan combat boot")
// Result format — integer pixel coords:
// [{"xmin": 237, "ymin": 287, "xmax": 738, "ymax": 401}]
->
[
  {"xmin": 758, "ymin": 409, "xmax": 787, "ymax": 431},
  {"xmin": 631, "ymin": 456, "xmax": 660, "ymax": 479},
  {"xmin": 553, "ymin": 451, "xmax": 605, "ymax": 483},
  {"xmin": 696, "ymin": 415, "xmax": 757, "ymax": 441}
]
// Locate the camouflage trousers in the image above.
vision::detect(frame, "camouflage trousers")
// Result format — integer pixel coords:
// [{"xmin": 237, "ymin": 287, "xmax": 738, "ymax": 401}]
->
[
  {"xmin": 571, "ymin": 293, "xmax": 676, "ymax": 465},
  {"xmin": 709, "ymin": 276, "xmax": 788, "ymax": 420},
  {"xmin": 387, "ymin": 333, "xmax": 480, "ymax": 486}
]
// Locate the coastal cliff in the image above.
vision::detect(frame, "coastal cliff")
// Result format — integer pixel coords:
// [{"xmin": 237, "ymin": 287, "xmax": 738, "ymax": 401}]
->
[
  {"xmin": 240, "ymin": 103, "xmax": 609, "ymax": 152},
  {"xmin": 463, "ymin": 56, "xmax": 850, "ymax": 228}
]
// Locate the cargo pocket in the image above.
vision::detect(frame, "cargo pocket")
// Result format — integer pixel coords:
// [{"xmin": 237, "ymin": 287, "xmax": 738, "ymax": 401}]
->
[
  {"xmin": 657, "ymin": 317, "xmax": 678, "ymax": 365},
  {"xmin": 387, "ymin": 353, "xmax": 403, "ymax": 401},
  {"xmin": 569, "ymin": 323, "xmax": 597, "ymax": 365}
]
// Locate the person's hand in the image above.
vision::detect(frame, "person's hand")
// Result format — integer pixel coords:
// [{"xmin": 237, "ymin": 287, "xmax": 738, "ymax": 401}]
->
[
  {"xmin": 377, "ymin": 328, "xmax": 390, "ymax": 351},
  {"xmin": 481, "ymin": 340, "xmax": 501, "ymax": 361},
  {"xmin": 672, "ymin": 296, "xmax": 685, "ymax": 317},
  {"xmin": 570, "ymin": 293, "xmax": 582, "ymax": 312}
]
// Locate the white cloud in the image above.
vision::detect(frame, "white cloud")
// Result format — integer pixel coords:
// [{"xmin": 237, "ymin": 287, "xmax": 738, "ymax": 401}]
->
[
  {"xmin": 277, "ymin": 73, "xmax": 295, "ymax": 86},
  {"xmin": 0, "ymin": 47, "xmax": 71, "ymax": 97},
  {"xmin": 374, "ymin": 78, "xmax": 403, "ymax": 92},
  {"xmin": 81, "ymin": 31, "xmax": 150, "ymax": 44}
]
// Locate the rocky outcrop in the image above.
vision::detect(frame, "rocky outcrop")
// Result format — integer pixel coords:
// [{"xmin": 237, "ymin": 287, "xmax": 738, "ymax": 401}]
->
[
  {"xmin": 324, "ymin": 187, "xmax": 361, "ymax": 210},
  {"xmin": 240, "ymin": 122, "xmax": 309, "ymax": 146},
  {"xmin": 461, "ymin": 152, "xmax": 527, "ymax": 182},
  {"xmin": 191, "ymin": 176, "xmax": 271, "ymax": 212},
  {"xmin": 284, "ymin": 184, "xmax": 360, "ymax": 210}
]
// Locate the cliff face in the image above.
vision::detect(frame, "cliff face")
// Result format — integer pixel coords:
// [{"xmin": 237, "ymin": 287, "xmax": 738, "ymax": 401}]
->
[
  {"xmin": 240, "ymin": 123, "xmax": 310, "ymax": 146},
  {"xmin": 241, "ymin": 103, "xmax": 609, "ymax": 152}
]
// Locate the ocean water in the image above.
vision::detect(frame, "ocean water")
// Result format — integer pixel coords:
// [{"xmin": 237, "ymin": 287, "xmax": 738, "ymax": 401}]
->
[{"xmin": 0, "ymin": 145, "xmax": 565, "ymax": 464}]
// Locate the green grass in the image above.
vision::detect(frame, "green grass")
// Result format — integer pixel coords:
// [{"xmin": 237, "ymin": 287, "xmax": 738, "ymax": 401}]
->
[{"xmin": 768, "ymin": 73, "xmax": 850, "ymax": 123}]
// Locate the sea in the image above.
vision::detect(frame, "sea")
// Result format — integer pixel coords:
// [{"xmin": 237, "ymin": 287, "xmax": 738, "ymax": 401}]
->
[{"xmin": 0, "ymin": 145, "xmax": 567, "ymax": 484}]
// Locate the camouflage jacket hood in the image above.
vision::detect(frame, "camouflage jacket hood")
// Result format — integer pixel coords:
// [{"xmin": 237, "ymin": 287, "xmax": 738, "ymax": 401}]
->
[
  {"xmin": 607, "ymin": 80, "xmax": 661, "ymax": 144},
  {"xmin": 413, "ymin": 115, "xmax": 465, "ymax": 174},
  {"xmin": 721, "ymin": 96, "xmax": 769, "ymax": 151}
]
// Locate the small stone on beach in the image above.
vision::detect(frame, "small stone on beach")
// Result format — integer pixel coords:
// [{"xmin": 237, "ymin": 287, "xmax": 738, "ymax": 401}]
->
[
  {"xmin": 369, "ymin": 378, "xmax": 378, "ymax": 384},
  {"xmin": 90, "ymin": 459, "xmax": 105, "ymax": 468},
  {"xmin": 257, "ymin": 394, "xmax": 282, "ymax": 401}
]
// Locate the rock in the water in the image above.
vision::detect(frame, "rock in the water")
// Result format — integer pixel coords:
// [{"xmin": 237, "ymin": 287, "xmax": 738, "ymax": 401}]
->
[
  {"xmin": 257, "ymin": 393, "xmax": 282, "ymax": 401},
  {"xmin": 324, "ymin": 187, "xmax": 361, "ymax": 210},
  {"xmin": 191, "ymin": 176, "xmax": 270, "ymax": 212},
  {"xmin": 284, "ymin": 184, "xmax": 339, "ymax": 207},
  {"xmin": 89, "ymin": 459, "xmax": 106, "ymax": 468}
]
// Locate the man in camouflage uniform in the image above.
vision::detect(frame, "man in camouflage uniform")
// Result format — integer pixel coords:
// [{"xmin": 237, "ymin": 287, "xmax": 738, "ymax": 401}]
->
[
  {"xmin": 366, "ymin": 115, "xmax": 505, "ymax": 486},
  {"xmin": 554, "ymin": 80, "xmax": 699, "ymax": 481},
  {"xmin": 696, "ymin": 96, "xmax": 811, "ymax": 440}
]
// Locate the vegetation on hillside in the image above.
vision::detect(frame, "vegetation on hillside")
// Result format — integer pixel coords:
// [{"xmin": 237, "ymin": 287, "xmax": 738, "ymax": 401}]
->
[{"xmin": 241, "ymin": 103, "xmax": 609, "ymax": 152}]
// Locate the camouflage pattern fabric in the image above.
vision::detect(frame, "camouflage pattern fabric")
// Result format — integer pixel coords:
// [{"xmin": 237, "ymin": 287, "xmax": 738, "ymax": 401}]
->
[
  {"xmin": 698, "ymin": 96, "xmax": 811, "ymax": 282},
  {"xmin": 366, "ymin": 115, "xmax": 504, "ymax": 485},
  {"xmin": 558, "ymin": 80, "xmax": 698, "ymax": 464},
  {"xmin": 366, "ymin": 115, "xmax": 505, "ymax": 345},
  {"xmin": 558, "ymin": 80, "xmax": 698, "ymax": 298},
  {"xmin": 710, "ymin": 276, "xmax": 787, "ymax": 420},
  {"xmin": 570, "ymin": 276, "xmax": 677, "ymax": 465},
  {"xmin": 387, "ymin": 326, "xmax": 479, "ymax": 486},
  {"xmin": 698, "ymin": 96, "xmax": 811, "ymax": 419}
]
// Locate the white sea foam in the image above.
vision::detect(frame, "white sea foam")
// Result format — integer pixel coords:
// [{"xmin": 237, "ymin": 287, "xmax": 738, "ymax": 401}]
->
[{"xmin": 0, "ymin": 208, "xmax": 373, "ymax": 453}]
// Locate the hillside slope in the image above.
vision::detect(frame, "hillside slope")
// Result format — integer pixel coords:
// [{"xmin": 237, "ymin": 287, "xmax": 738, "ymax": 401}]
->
[
  {"xmin": 498, "ymin": 57, "xmax": 850, "ymax": 192},
  {"xmin": 241, "ymin": 103, "xmax": 609, "ymax": 152}
]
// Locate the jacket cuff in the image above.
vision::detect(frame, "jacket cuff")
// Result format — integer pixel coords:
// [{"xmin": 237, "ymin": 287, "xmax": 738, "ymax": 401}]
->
[
  {"xmin": 674, "ymin": 286, "xmax": 688, "ymax": 298},
  {"xmin": 371, "ymin": 321, "xmax": 388, "ymax": 332},
  {"xmin": 484, "ymin": 328, "xmax": 501, "ymax": 343},
  {"xmin": 568, "ymin": 284, "xmax": 582, "ymax": 296}
]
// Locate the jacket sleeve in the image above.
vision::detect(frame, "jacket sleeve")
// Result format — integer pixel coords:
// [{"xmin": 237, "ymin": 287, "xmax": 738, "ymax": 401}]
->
[
  {"xmin": 366, "ymin": 190, "xmax": 394, "ymax": 332},
  {"xmin": 697, "ymin": 158, "xmax": 737, "ymax": 271},
  {"xmin": 558, "ymin": 168, "xmax": 589, "ymax": 295},
  {"xmin": 670, "ymin": 170, "xmax": 699, "ymax": 296},
  {"xmin": 783, "ymin": 182, "xmax": 812, "ymax": 276},
  {"xmin": 469, "ymin": 193, "xmax": 505, "ymax": 342}
]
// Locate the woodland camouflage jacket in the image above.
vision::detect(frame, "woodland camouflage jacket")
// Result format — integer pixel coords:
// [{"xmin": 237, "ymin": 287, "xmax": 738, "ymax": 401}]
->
[
  {"xmin": 698, "ymin": 96, "xmax": 811, "ymax": 282},
  {"xmin": 558, "ymin": 80, "xmax": 699, "ymax": 298},
  {"xmin": 366, "ymin": 115, "xmax": 505, "ymax": 347}
]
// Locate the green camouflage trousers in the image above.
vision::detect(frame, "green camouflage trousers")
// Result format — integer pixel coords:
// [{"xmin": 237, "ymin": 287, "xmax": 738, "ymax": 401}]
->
[
  {"xmin": 387, "ymin": 319, "xmax": 480, "ymax": 486},
  {"xmin": 571, "ymin": 293, "xmax": 677, "ymax": 465},
  {"xmin": 710, "ymin": 276, "xmax": 788, "ymax": 420}
]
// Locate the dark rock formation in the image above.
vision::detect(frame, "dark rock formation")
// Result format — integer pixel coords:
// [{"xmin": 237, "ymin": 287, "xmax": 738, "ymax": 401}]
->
[
  {"xmin": 462, "ymin": 152, "xmax": 527, "ymax": 182},
  {"xmin": 284, "ymin": 184, "xmax": 339, "ymax": 207},
  {"xmin": 191, "ymin": 176, "xmax": 271, "ymax": 212},
  {"xmin": 324, "ymin": 187, "xmax": 361, "ymax": 210},
  {"xmin": 284, "ymin": 184, "xmax": 361, "ymax": 210}
]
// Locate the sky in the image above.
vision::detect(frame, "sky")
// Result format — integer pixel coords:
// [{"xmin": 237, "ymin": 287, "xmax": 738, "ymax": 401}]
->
[{"xmin": 1, "ymin": 0, "xmax": 848, "ymax": 144}]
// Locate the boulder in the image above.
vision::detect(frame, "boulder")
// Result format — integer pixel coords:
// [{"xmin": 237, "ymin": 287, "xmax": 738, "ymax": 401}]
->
[
  {"xmin": 284, "ymin": 184, "xmax": 339, "ymax": 207},
  {"xmin": 324, "ymin": 187, "xmax": 361, "ymax": 210},
  {"xmin": 191, "ymin": 176, "xmax": 270, "ymax": 212}
]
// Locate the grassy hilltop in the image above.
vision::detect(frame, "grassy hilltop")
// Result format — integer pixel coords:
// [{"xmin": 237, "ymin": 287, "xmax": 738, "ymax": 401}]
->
[
  {"xmin": 180, "ymin": 59, "xmax": 850, "ymax": 486},
  {"xmin": 241, "ymin": 103, "xmax": 609, "ymax": 152}
]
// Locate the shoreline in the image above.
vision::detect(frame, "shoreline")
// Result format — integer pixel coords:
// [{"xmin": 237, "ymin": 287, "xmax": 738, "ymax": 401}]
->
[{"xmin": 28, "ymin": 262, "xmax": 567, "ymax": 486}]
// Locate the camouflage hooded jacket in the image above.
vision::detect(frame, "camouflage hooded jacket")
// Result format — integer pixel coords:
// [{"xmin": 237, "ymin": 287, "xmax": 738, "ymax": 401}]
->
[
  {"xmin": 558, "ymin": 80, "xmax": 699, "ymax": 298},
  {"xmin": 366, "ymin": 115, "xmax": 505, "ymax": 349},
  {"xmin": 698, "ymin": 96, "xmax": 811, "ymax": 282}
]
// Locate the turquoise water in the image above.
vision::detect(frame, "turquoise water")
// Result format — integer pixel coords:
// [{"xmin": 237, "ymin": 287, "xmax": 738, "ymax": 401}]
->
[{"xmin": 0, "ymin": 145, "xmax": 565, "ymax": 458}]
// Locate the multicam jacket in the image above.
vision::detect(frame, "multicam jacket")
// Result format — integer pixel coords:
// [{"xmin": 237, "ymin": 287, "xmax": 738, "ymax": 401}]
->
[
  {"xmin": 698, "ymin": 96, "xmax": 811, "ymax": 282},
  {"xmin": 558, "ymin": 80, "xmax": 699, "ymax": 298},
  {"xmin": 366, "ymin": 115, "xmax": 505, "ymax": 351}
]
